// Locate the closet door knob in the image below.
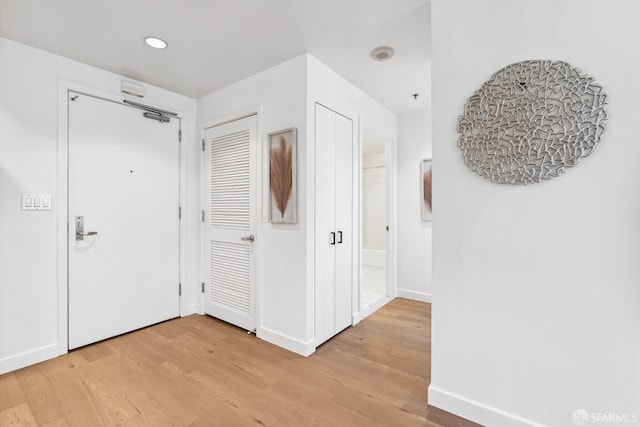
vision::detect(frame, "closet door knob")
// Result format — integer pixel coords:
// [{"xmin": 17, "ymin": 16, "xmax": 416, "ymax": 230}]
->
[
  {"xmin": 330, "ymin": 232, "xmax": 336, "ymax": 245},
  {"xmin": 337, "ymin": 231, "xmax": 343, "ymax": 244}
]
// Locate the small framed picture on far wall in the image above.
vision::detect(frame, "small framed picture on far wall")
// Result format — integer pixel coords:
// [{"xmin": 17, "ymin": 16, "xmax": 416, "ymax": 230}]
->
[{"xmin": 421, "ymin": 158, "xmax": 432, "ymax": 221}]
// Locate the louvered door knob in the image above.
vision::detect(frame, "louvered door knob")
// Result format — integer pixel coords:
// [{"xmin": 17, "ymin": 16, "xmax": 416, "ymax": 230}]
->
[{"xmin": 241, "ymin": 234, "xmax": 255, "ymax": 242}]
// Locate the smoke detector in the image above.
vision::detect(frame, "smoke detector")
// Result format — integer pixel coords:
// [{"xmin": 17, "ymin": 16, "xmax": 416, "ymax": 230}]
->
[{"xmin": 370, "ymin": 46, "xmax": 395, "ymax": 61}]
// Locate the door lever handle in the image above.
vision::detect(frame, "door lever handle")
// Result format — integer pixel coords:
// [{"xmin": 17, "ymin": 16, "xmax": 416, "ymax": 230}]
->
[
  {"xmin": 75, "ymin": 216, "xmax": 97, "ymax": 241},
  {"xmin": 76, "ymin": 230, "xmax": 98, "ymax": 241},
  {"xmin": 241, "ymin": 234, "xmax": 255, "ymax": 242}
]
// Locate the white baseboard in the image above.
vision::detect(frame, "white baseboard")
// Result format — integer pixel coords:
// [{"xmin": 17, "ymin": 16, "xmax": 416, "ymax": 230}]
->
[
  {"xmin": 397, "ymin": 289, "xmax": 432, "ymax": 303},
  {"xmin": 361, "ymin": 248, "xmax": 386, "ymax": 268},
  {"xmin": 353, "ymin": 295, "xmax": 394, "ymax": 324},
  {"xmin": 258, "ymin": 327, "xmax": 315, "ymax": 357},
  {"xmin": 0, "ymin": 343, "xmax": 59, "ymax": 375},
  {"xmin": 428, "ymin": 386, "xmax": 546, "ymax": 427}
]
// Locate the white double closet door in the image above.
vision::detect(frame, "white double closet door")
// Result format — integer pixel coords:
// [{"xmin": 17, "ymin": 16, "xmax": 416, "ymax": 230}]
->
[
  {"xmin": 315, "ymin": 104, "xmax": 353, "ymax": 345},
  {"xmin": 68, "ymin": 92, "xmax": 180, "ymax": 350}
]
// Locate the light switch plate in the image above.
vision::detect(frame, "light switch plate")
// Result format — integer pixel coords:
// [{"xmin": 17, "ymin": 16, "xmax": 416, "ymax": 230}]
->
[{"xmin": 22, "ymin": 194, "xmax": 51, "ymax": 211}]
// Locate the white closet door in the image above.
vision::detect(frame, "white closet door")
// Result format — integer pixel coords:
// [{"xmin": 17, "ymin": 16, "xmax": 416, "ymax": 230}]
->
[
  {"xmin": 315, "ymin": 104, "xmax": 337, "ymax": 344},
  {"xmin": 68, "ymin": 92, "xmax": 180, "ymax": 350},
  {"xmin": 334, "ymin": 113, "xmax": 353, "ymax": 333},
  {"xmin": 204, "ymin": 115, "xmax": 257, "ymax": 331},
  {"xmin": 315, "ymin": 104, "xmax": 353, "ymax": 346}
]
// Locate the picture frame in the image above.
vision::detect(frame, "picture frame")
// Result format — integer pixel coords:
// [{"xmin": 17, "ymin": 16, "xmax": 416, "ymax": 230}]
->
[
  {"xmin": 421, "ymin": 158, "xmax": 432, "ymax": 221},
  {"xmin": 268, "ymin": 128, "xmax": 297, "ymax": 224}
]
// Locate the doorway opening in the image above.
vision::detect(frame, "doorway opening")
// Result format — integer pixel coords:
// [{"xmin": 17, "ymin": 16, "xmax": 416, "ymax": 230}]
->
[{"xmin": 359, "ymin": 129, "xmax": 391, "ymax": 314}]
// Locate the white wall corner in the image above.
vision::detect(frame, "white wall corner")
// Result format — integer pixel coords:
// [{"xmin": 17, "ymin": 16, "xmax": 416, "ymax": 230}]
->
[
  {"xmin": 183, "ymin": 303, "xmax": 201, "ymax": 316},
  {"xmin": 257, "ymin": 327, "xmax": 316, "ymax": 357},
  {"xmin": 428, "ymin": 386, "xmax": 547, "ymax": 427}
]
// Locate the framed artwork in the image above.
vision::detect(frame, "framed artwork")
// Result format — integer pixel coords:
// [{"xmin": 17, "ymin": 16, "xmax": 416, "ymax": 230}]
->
[
  {"xmin": 268, "ymin": 128, "xmax": 297, "ymax": 224},
  {"xmin": 421, "ymin": 158, "xmax": 432, "ymax": 221}
]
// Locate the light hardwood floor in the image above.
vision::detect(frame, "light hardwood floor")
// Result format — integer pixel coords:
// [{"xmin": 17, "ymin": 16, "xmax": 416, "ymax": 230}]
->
[{"xmin": 0, "ymin": 299, "xmax": 479, "ymax": 426}]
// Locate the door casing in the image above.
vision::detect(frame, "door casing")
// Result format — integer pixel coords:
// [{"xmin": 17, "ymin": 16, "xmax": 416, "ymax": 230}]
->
[
  {"xmin": 67, "ymin": 90, "xmax": 180, "ymax": 349},
  {"xmin": 202, "ymin": 114, "xmax": 258, "ymax": 331},
  {"xmin": 353, "ymin": 120, "xmax": 397, "ymax": 324},
  {"xmin": 56, "ymin": 81, "xmax": 188, "ymax": 355},
  {"xmin": 199, "ymin": 107, "xmax": 263, "ymax": 333}
]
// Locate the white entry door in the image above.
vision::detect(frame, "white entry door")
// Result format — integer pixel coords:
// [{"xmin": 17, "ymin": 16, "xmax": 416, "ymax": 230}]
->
[
  {"xmin": 68, "ymin": 92, "xmax": 180, "ymax": 350},
  {"xmin": 203, "ymin": 115, "xmax": 257, "ymax": 331}
]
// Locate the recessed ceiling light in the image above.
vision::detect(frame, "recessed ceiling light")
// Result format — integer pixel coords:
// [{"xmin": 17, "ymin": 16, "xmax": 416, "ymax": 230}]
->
[
  {"xmin": 144, "ymin": 36, "xmax": 168, "ymax": 49},
  {"xmin": 370, "ymin": 46, "xmax": 394, "ymax": 61}
]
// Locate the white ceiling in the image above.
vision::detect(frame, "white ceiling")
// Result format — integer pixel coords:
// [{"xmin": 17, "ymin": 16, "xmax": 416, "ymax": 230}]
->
[{"xmin": 0, "ymin": 0, "xmax": 430, "ymax": 115}]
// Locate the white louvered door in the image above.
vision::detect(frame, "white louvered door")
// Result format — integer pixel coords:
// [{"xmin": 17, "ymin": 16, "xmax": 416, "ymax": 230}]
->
[{"xmin": 203, "ymin": 115, "xmax": 257, "ymax": 331}]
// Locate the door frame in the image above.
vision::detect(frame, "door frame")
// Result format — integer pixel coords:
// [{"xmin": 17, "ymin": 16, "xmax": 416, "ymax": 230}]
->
[
  {"xmin": 353, "ymin": 119, "xmax": 397, "ymax": 324},
  {"xmin": 56, "ymin": 81, "xmax": 187, "ymax": 355},
  {"xmin": 199, "ymin": 106, "xmax": 263, "ymax": 333}
]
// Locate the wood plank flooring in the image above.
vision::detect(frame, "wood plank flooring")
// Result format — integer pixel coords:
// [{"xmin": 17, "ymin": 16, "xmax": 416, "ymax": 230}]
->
[{"xmin": 0, "ymin": 299, "xmax": 479, "ymax": 426}]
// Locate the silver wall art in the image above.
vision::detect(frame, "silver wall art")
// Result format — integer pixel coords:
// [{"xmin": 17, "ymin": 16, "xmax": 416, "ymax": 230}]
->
[{"xmin": 457, "ymin": 60, "xmax": 608, "ymax": 184}]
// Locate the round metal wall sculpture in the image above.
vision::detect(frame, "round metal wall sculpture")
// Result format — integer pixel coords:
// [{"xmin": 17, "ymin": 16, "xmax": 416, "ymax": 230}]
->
[{"xmin": 457, "ymin": 60, "xmax": 608, "ymax": 184}]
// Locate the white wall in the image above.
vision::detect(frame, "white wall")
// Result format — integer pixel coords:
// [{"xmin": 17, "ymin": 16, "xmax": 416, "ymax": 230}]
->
[
  {"xmin": 197, "ymin": 55, "xmax": 311, "ymax": 354},
  {"xmin": 430, "ymin": 1, "xmax": 640, "ymax": 426},
  {"xmin": 0, "ymin": 37, "xmax": 199, "ymax": 374},
  {"xmin": 397, "ymin": 109, "xmax": 431, "ymax": 302}
]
